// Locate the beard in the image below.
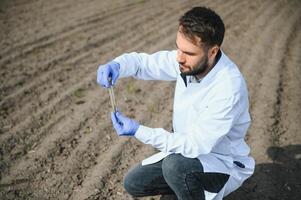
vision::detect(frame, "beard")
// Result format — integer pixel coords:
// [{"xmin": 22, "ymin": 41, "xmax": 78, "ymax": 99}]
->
[{"xmin": 179, "ymin": 54, "xmax": 209, "ymax": 76}]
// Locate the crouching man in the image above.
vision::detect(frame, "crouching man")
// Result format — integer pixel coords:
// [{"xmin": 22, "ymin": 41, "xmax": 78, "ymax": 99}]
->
[{"xmin": 97, "ymin": 6, "xmax": 255, "ymax": 200}]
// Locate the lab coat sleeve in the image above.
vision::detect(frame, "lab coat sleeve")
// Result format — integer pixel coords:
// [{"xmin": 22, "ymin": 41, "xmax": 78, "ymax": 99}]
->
[
  {"xmin": 135, "ymin": 94, "xmax": 242, "ymax": 158},
  {"xmin": 113, "ymin": 50, "xmax": 179, "ymax": 81}
]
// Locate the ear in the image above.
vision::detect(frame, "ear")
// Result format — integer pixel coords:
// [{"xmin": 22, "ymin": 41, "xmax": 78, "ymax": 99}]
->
[{"xmin": 208, "ymin": 45, "xmax": 219, "ymax": 59}]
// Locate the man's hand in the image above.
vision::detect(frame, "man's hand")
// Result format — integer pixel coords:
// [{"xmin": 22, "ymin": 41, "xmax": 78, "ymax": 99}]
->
[
  {"xmin": 97, "ymin": 61, "xmax": 120, "ymax": 88},
  {"xmin": 111, "ymin": 111, "xmax": 139, "ymax": 136}
]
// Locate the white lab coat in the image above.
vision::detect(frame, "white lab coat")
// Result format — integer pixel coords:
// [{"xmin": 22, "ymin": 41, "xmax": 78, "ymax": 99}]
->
[{"xmin": 114, "ymin": 50, "xmax": 255, "ymax": 200}]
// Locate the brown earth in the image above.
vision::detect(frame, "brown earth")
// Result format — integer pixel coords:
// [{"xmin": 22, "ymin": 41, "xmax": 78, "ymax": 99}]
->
[{"xmin": 0, "ymin": 0, "xmax": 300, "ymax": 199}]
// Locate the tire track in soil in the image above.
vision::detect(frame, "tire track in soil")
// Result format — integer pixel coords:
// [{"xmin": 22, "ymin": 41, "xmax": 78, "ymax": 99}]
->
[{"xmin": 0, "ymin": 0, "xmax": 199, "ymax": 176}]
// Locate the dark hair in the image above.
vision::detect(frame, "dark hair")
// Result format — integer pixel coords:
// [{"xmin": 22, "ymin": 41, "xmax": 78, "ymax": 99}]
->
[{"xmin": 179, "ymin": 7, "xmax": 225, "ymax": 47}]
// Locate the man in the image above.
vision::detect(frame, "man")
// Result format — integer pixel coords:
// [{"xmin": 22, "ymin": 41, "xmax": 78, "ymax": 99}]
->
[{"xmin": 97, "ymin": 7, "xmax": 254, "ymax": 200}]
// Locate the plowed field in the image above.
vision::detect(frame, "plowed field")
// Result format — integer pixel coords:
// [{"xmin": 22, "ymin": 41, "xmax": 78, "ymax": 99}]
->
[{"xmin": 0, "ymin": 0, "xmax": 300, "ymax": 199}]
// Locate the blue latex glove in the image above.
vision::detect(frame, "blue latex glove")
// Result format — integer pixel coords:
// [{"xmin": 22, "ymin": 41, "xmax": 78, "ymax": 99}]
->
[
  {"xmin": 97, "ymin": 61, "xmax": 120, "ymax": 88},
  {"xmin": 111, "ymin": 111, "xmax": 139, "ymax": 136}
]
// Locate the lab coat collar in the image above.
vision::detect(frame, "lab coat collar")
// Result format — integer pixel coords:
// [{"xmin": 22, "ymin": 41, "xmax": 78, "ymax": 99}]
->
[
  {"xmin": 180, "ymin": 50, "xmax": 225, "ymax": 88},
  {"xmin": 180, "ymin": 73, "xmax": 187, "ymax": 87},
  {"xmin": 200, "ymin": 50, "xmax": 226, "ymax": 87}
]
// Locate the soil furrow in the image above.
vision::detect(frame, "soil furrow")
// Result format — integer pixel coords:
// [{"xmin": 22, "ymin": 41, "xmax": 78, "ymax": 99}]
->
[
  {"xmin": 0, "ymin": 0, "xmax": 139, "ymax": 58},
  {"xmin": 1, "ymin": 1, "xmax": 300, "ymax": 199},
  {"xmin": 0, "ymin": 0, "xmax": 251, "ymax": 191},
  {"xmin": 93, "ymin": 85, "xmax": 175, "ymax": 200},
  {"xmin": 70, "ymin": 81, "xmax": 175, "ymax": 200},
  {"xmin": 0, "ymin": 2, "xmax": 158, "ymax": 96},
  {"xmin": 267, "ymin": 23, "xmax": 301, "ymax": 200},
  {"xmin": 277, "ymin": 24, "xmax": 301, "ymax": 146},
  {"xmin": 0, "ymin": 80, "xmax": 171, "ymax": 199},
  {"xmin": 0, "ymin": 3, "xmax": 169, "ymax": 124},
  {"xmin": 0, "ymin": 86, "xmax": 113, "ymax": 182},
  {"xmin": 0, "ymin": 0, "xmax": 216, "ymax": 149},
  {"xmin": 75, "ymin": 0, "xmax": 246, "ymax": 66},
  {"xmin": 268, "ymin": 23, "xmax": 301, "ymax": 147},
  {"xmin": 0, "ymin": 0, "xmax": 143, "ymax": 67},
  {"xmin": 244, "ymin": 1, "xmax": 301, "ymax": 161},
  {"xmin": 0, "ymin": 0, "xmax": 241, "ymax": 115},
  {"xmin": 67, "ymin": 0, "xmax": 261, "ymax": 198},
  {"xmin": 0, "ymin": 1, "xmax": 177, "ymax": 101},
  {"xmin": 264, "ymin": 18, "xmax": 301, "ymax": 200},
  {"xmin": 0, "ymin": 0, "xmax": 193, "ymax": 154},
  {"xmin": 222, "ymin": 0, "xmax": 275, "ymax": 56},
  {"xmin": 227, "ymin": 8, "xmax": 301, "ymax": 199},
  {"xmin": 0, "ymin": 16, "xmax": 183, "ymax": 195},
  {"xmin": 26, "ymin": 23, "xmax": 182, "ymax": 199}
]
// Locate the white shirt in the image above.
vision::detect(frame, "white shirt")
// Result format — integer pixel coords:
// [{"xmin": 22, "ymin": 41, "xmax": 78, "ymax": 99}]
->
[{"xmin": 114, "ymin": 50, "xmax": 255, "ymax": 199}]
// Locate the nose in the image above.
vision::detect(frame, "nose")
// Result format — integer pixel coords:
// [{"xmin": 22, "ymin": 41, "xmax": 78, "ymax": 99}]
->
[{"xmin": 176, "ymin": 50, "xmax": 185, "ymax": 64}]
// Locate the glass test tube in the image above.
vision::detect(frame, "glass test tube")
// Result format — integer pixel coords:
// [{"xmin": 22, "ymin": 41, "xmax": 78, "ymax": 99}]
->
[{"xmin": 108, "ymin": 80, "xmax": 117, "ymax": 112}]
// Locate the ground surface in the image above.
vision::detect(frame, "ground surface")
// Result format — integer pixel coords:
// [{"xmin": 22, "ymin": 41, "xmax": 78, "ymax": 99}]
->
[{"xmin": 0, "ymin": 0, "xmax": 301, "ymax": 199}]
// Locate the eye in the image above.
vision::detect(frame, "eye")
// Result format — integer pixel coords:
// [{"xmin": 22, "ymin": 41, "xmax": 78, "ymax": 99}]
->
[{"xmin": 185, "ymin": 52, "xmax": 196, "ymax": 56}]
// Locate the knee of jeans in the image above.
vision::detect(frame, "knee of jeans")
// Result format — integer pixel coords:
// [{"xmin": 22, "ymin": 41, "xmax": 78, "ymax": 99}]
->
[
  {"xmin": 123, "ymin": 171, "xmax": 139, "ymax": 196},
  {"xmin": 162, "ymin": 154, "xmax": 186, "ymax": 181}
]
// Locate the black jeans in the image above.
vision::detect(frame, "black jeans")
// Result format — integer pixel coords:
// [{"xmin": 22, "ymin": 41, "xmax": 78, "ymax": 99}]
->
[{"xmin": 124, "ymin": 154, "xmax": 229, "ymax": 200}]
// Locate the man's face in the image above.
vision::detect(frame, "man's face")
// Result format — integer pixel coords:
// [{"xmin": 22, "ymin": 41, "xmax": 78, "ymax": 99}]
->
[{"xmin": 175, "ymin": 30, "xmax": 210, "ymax": 76}]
